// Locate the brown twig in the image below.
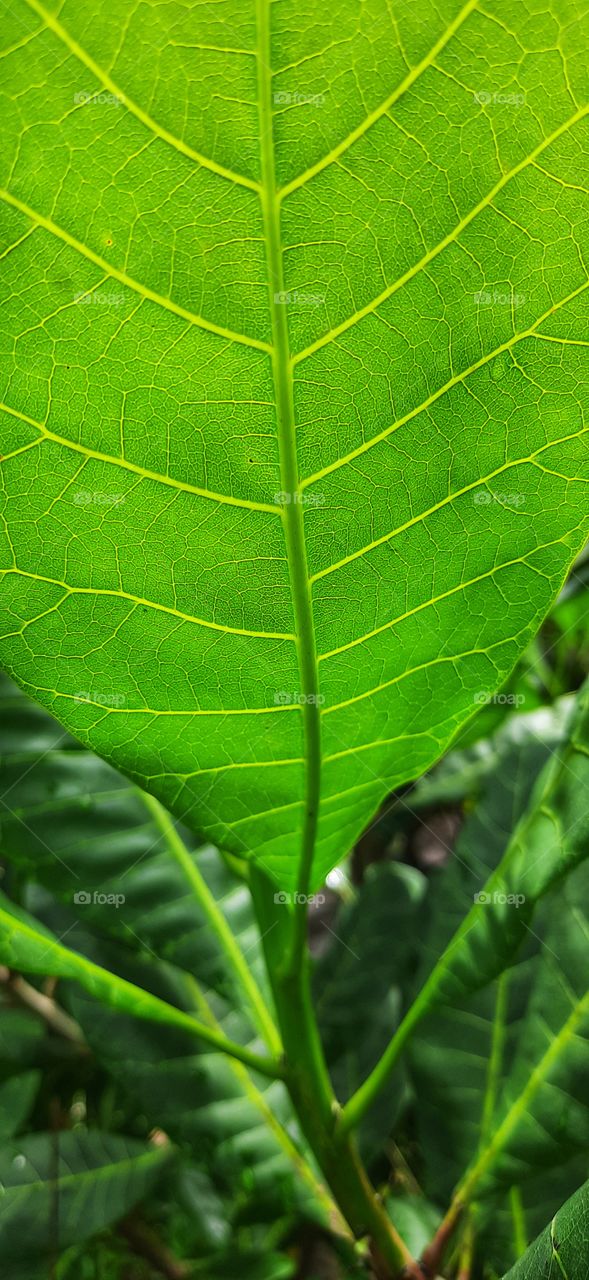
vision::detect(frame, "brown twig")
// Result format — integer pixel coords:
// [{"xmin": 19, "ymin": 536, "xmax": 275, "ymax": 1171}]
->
[
  {"xmin": 457, "ymin": 1214, "xmax": 474, "ymax": 1280},
  {"xmin": 420, "ymin": 1202, "xmax": 463, "ymax": 1277},
  {"xmin": 119, "ymin": 1216, "xmax": 188, "ymax": 1279},
  {"xmin": 0, "ymin": 967, "xmax": 87, "ymax": 1045}
]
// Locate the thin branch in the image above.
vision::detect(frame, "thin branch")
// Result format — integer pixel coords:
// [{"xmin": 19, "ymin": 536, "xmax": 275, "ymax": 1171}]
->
[
  {"xmin": 0, "ymin": 967, "xmax": 86, "ymax": 1045},
  {"xmin": 0, "ymin": 909, "xmax": 284, "ymax": 1080},
  {"xmin": 420, "ymin": 1202, "xmax": 463, "ymax": 1277},
  {"xmin": 457, "ymin": 1215, "xmax": 474, "ymax": 1280},
  {"xmin": 120, "ymin": 1214, "xmax": 188, "ymax": 1279},
  {"xmin": 142, "ymin": 792, "xmax": 282, "ymax": 1055},
  {"xmin": 182, "ymin": 972, "xmax": 347, "ymax": 1232}
]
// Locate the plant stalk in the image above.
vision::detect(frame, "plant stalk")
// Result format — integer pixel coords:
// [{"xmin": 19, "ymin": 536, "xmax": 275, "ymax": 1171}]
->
[
  {"xmin": 273, "ymin": 959, "xmax": 419, "ymax": 1278},
  {"xmin": 250, "ymin": 871, "xmax": 418, "ymax": 1278},
  {"xmin": 142, "ymin": 793, "xmax": 282, "ymax": 1055},
  {"xmin": 339, "ymin": 1000, "xmax": 424, "ymax": 1138}
]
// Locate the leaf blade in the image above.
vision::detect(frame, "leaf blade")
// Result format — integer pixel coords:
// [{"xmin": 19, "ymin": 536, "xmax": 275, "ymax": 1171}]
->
[{"xmin": 0, "ymin": 0, "xmax": 588, "ymax": 889}]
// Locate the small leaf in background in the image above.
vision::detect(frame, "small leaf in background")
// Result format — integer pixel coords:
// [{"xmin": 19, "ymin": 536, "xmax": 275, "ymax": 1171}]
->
[{"xmin": 0, "ymin": 1131, "xmax": 174, "ymax": 1260}]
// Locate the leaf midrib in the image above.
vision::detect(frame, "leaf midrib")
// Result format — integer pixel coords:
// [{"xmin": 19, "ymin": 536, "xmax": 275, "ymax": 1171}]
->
[
  {"xmin": 256, "ymin": 0, "xmax": 321, "ymax": 902},
  {"xmin": 457, "ymin": 987, "xmax": 589, "ymax": 1203},
  {"xmin": 2, "ymin": 1143, "xmax": 164, "ymax": 1197}
]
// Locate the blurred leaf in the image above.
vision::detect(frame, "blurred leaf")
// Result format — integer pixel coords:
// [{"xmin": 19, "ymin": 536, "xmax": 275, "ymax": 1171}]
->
[
  {"xmin": 411, "ymin": 699, "xmax": 573, "ymax": 1200},
  {"xmin": 0, "ymin": 1003, "xmax": 46, "ymax": 1067},
  {"xmin": 395, "ymin": 679, "xmax": 589, "ymax": 1028},
  {"xmin": 385, "ymin": 1194, "xmax": 441, "ymax": 1259},
  {"xmin": 466, "ymin": 862, "xmax": 589, "ymax": 1200},
  {"xmin": 0, "ymin": 1070, "xmax": 40, "ymax": 1141},
  {"xmin": 314, "ymin": 862, "xmax": 426, "ymax": 1156},
  {"xmin": 0, "ymin": 1130, "xmax": 174, "ymax": 1260},
  {"xmin": 475, "ymin": 1158, "xmax": 589, "ymax": 1276},
  {"xmin": 0, "ymin": 674, "xmax": 335, "ymax": 1234},
  {"xmin": 409, "ymin": 693, "xmax": 589, "ymax": 1273},
  {"xmin": 0, "ymin": 674, "xmax": 270, "ymax": 1017},
  {"xmin": 0, "ymin": 892, "xmax": 249, "ymax": 1052},
  {"xmin": 64, "ymin": 944, "xmax": 330, "ymax": 1230}
]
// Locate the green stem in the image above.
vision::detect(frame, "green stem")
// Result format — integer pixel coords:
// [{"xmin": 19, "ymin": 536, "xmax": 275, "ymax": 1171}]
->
[
  {"xmin": 183, "ymin": 973, "xmax": 346, "ymax": 1232},
  {"xmin": 273, "ymin": 960, "xmax": 417, "ymax": 1277},
  {"xmin": 509, "ymin": 1185, "xmax": 528, "ymax": 1258},
  {"xmin": 251, "ymin": 4, "xmax": 421, "ymax": 1270},
  {"xmin": 339, "ymin": 1000, "xmax": 424, "ymax": 1138},
  {"xmin": 457, "ymin": 1215, "xmax": 474, "ymax": 1280},
  {"xmin": 479, "ymin": 972, "xmax": 509, "ymax": 1146},
  {"xmin": 251, "ymin": 872, "xmax": 417, "ymax": 1279},
  {"xmin": 142, "ymin": 793, "xmax": 282, "ymax": 1055}
]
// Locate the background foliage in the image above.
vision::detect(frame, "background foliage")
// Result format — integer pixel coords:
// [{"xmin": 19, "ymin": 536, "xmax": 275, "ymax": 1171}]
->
[{"xmin": 0, "ymin": 551, "xmax": 587, "ymax": 1279}]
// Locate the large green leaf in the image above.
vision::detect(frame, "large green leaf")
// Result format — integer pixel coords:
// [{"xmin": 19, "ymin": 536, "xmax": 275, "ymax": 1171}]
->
[
  {"xmin": 502, "ymin": 1178, "xmax": 589, "ymax": 1280},
  {"xmin": 0, "ymin": 1, "xmax": 588, "ymax": 890},
  {"xmin": 0, "ymin": 1130, "xmax": 174, "ymax": 1260},
  {"xmin": 314, "ymin": 861, "xmax": 425, "ymax": 1157}
]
